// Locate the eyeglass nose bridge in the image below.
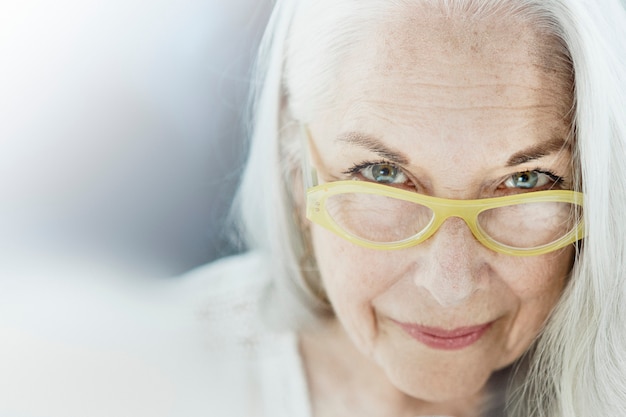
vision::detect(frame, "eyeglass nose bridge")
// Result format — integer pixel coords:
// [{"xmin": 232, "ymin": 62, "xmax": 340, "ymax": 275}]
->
[{"xmin": 415, "ymin": 203, "xmax": 490, "ymax": 248}]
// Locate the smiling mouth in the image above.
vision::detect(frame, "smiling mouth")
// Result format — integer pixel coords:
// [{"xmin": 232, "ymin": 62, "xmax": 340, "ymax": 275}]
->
[{"xmin": 394, "ymin": 321, "xmax": 493, "ymax": 350}]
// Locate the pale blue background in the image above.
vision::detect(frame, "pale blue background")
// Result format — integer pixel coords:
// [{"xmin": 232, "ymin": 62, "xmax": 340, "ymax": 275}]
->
[{"xmin": 0, "ymin": 0, "xmax": 271, "ymax": 276}]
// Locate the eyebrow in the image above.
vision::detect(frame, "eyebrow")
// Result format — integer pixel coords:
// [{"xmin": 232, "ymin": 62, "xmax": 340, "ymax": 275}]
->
[
  {"xmin": 336, "ymin": 132, "xmax": 410, "ymax": 165},
  {"xmin": 506, "ymin": 137, "xmax": 569, "ymax": 166},
  {"xmin": 336, "ymin": 131, "xmax": 568, "ymax": 167}
]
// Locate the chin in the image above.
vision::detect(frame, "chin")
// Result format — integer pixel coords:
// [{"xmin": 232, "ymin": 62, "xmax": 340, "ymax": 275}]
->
[
  {"xmin": 373, "ymin": 344, "xmax": 494, "ymax": 404},
  {"xmin": 390, "ymin": 371, "xmax": 488, "ymax": 404}
]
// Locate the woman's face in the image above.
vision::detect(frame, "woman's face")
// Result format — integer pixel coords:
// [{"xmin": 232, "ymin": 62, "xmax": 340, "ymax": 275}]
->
[{"xmin": 307, "ymin": 11, "xmax": 574, "ymax": 402}]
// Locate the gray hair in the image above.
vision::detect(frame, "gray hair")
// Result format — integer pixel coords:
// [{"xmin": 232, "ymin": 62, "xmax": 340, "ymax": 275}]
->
[{"xmin": 232, "ymin": 0, "xmax": 626, "ymax": 415}]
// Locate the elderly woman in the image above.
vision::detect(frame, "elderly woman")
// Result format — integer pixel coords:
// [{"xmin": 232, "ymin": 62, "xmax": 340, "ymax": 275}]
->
[{"xmin": 205, "ymin": 0, "xmax": 626, "ymax": 416}]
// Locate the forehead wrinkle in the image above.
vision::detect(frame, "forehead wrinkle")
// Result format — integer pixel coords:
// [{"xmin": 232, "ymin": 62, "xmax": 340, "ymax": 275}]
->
[{"xmin": 340, "ymin": 69, "xmax": 570, "ymax": 119}]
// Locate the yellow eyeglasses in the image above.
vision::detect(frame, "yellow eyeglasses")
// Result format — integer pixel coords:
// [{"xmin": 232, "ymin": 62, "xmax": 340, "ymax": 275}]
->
[
  {"xmin": 306, "ymin": 181, "xmax": 584, "ymax": 256},
  {"xmin": 299, "ymin": 124, "xmax": 585, "ymax": 256}
]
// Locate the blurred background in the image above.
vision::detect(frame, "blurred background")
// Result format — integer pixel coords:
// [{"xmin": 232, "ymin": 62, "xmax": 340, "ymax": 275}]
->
[
  {"xmin": 1, "ymin": 4, "xmax": 275, "ymax": 413},
  {"xmin": 0, "ymin": 0, "xmax": 272, "ymax": 276}
]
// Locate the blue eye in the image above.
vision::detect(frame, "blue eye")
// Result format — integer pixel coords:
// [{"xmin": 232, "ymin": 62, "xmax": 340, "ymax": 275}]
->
[
  {"xmin": 361, "ymin": 163, "xmax": 407, "ymax": 184},
  {"xmin": 504, "ymin": 171, "xmax": 552, "ymax": 189}
]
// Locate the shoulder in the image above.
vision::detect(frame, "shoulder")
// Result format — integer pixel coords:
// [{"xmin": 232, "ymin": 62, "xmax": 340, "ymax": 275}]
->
[
  {"xmin": 177, "ymin": 251, "xmax": 274, "ymax": 333},
  {"xmin": 0, "ymin": 252, "xmax": 309, "ymax": 417},
  {"xmin": 177, "ymin": 252, "xmax": 311, "ymax": 416},
  {"xmin": 180, "ymin": 250, "xmax": 271, "ymax": 294},
  {"xmin": 177, "ymin": 251, "xmax": 282, "ymax": 351}
]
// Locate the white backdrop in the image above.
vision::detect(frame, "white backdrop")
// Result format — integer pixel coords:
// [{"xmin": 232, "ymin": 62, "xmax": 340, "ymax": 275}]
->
[{"xmin": 0, "ymin": 0, "xmax": 271, "ymax": 276}]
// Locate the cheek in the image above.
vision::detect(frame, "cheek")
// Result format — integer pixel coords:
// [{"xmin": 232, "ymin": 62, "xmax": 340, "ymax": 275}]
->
[
  {"xmin": 496, "ymin": 247, "xmax": 573, "ymax": 362},
  {"xmin": 311, "ymin": 226, "xmax": 401, "ymax": 353},
  {"xmin": 507, "ymin": 248, "xmax": 571, "ymax": 310}
]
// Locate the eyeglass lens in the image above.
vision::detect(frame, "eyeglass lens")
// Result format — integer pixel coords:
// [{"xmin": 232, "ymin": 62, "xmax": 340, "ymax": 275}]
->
[{"xmin": 325, "ymin": 193, "xmax": 580, "ymax": 249}]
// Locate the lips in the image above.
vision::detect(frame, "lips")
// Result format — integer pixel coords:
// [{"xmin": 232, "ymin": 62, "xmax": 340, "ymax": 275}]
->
[{"xmin": 394, "ymin": 320, "xmax": 493, "ymax": 350}]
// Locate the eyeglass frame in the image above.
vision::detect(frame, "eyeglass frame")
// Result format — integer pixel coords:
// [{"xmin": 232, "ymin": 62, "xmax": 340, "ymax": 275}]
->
[{"xmin": 301, "ymin": 125, "xmax": 585, "ymax": 256}]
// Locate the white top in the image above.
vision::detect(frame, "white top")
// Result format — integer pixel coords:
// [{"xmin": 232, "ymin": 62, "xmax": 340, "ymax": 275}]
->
[{"xmin": 0, "ymin": 252, "xmax": 312, "ymax": 417}]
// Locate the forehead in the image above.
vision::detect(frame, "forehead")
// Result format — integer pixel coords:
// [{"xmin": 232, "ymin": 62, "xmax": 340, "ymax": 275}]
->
[
  {"xmin": 330, "ymin": 9, "xmax": 567, "ymax": 114},
  {"xmin": 306, "ymin": 6, "xmax": 573, "ymax": 166}
]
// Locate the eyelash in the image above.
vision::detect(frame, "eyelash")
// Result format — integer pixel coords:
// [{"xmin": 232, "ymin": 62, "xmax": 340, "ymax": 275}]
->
[
  {"xmin": 343, "ymin": 160, "xmax": 395, "ymax": 177},
  {"xmin": 343, "ymin": 159, "xmax": 413, "ymax": 189},
  {"xmin": 502, "ymin": 169, "xmax": 564, "ymax": 190},
  {"xmin": 342, "ymin": 161, "xmax": 565, "ymax": 191}
]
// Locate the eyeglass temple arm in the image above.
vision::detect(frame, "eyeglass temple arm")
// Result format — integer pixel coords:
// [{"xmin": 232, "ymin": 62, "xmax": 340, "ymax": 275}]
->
[{"xmin": 300, "ymin": 124, "xmax": 320, "ymax": 190}]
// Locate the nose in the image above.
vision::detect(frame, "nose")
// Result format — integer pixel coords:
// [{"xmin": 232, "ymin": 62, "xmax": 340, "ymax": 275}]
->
[{"xmin": 415, "ymin": 217, "xmax": 485, "ymax": 307}]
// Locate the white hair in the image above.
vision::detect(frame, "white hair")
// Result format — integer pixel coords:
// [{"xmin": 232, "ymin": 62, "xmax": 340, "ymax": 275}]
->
[{"xmin": 232, "ymin": 0, "xmax": 626, "ymax": 416}]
